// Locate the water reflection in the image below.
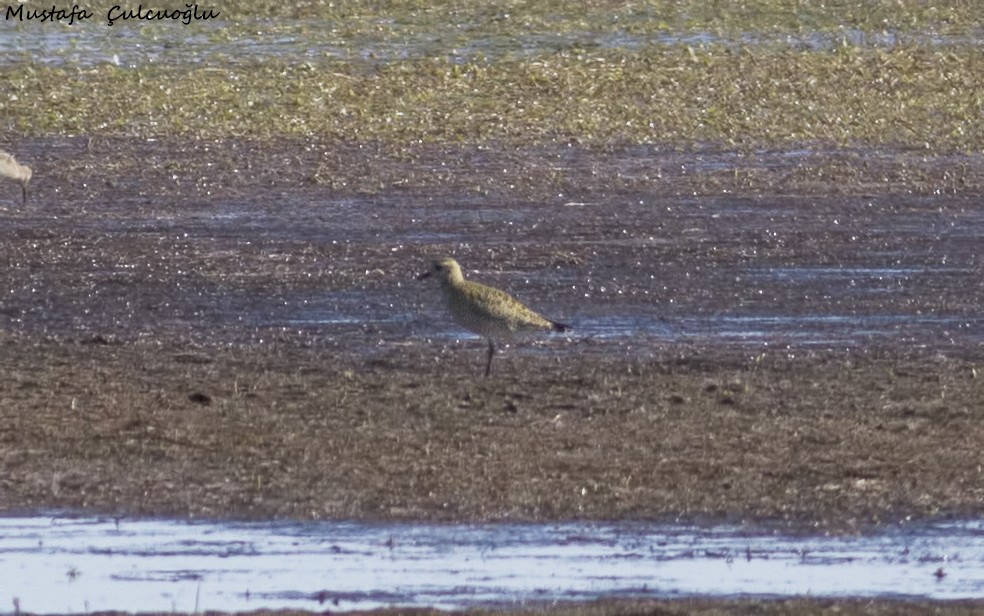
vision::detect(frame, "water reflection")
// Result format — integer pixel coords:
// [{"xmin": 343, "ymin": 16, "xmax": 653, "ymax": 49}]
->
[{"xmin": 2, "ymin": 515, "xmax": 983, "ymax": 613}]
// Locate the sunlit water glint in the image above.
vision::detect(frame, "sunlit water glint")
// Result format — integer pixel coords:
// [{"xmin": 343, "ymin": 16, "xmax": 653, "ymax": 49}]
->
[{"xmin": 2, "ymin": 515, "xmax": 983, "ymax": 613}]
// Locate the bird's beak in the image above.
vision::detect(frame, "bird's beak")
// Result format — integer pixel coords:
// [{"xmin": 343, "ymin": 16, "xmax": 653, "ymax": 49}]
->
[{"xmin": 416, "ymin": 270, "xmax": 432, "ymax": 281}]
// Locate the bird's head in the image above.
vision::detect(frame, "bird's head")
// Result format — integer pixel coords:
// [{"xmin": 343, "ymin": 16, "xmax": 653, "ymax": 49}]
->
[{"xmin": 417, "ymin": 257, "xmax": 464, "ymax": 284}]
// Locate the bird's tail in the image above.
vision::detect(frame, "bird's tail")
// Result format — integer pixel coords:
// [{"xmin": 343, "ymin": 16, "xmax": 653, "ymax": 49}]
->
[{"xmin": 551, "ymin": 321, "xmax": 571, "ymax": 332}]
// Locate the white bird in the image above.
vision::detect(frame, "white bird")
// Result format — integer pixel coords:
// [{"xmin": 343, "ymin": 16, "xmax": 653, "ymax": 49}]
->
[{"xmin": 0, "ymin": 149, "xmax": 32, "ymax": 204}]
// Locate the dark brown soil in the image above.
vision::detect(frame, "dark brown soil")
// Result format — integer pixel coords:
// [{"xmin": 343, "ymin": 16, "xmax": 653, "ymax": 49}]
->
[
  {"xmin": 2, "ymin": 137, "xmax": 984, "ymax": 613},
  {"xmin": 2, "ymin": 327, "xmax": 982, "ymax": 530}
]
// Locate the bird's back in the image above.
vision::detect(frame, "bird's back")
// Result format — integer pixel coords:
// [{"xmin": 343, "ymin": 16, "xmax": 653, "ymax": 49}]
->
[{"xmin": 444, "ymin": 278, "xmax": 560, "ymax": 339}]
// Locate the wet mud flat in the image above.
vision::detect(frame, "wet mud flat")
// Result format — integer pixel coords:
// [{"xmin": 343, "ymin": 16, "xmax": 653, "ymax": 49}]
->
[
  {"xmin": 2, "ymin": 334, "xmax": 982, "ymax": 528},
  {"xmin": 1, "ymin": 137, "xmax": 983, "ymax": 614}
]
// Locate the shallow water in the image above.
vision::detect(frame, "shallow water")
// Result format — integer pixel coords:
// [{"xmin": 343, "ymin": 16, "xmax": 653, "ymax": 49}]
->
[
  {"xmin": 2, "ymin": 141, "xmax": 982, "ymax": 359},
  {"xmin": 2, "ymin": 515, "xmax": 983, "ymax": 613},
  {"xmin": 3, "ymin": 16, "xmax": 982, "ymax": 69},
  {"xmin": 3, "ymin": 186, "xmax": 983, "ymax": 357}
]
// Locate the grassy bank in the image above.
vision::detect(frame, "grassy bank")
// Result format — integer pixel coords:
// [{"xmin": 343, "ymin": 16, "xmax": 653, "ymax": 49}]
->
[
  {"xmin": 12, "ymin": 0, "xmax": 981, "ymax": 33},
  {"xmin": 3, "ymin": 43, "xmax": 981, "ymax": 150},
  {"xmin": 3, "ymin": 1, "xmax": 982, "ymax": 149}
]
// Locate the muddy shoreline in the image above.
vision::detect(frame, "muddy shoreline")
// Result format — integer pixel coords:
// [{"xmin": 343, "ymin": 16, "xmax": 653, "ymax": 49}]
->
[
  {"xmin": 2, "ymin": 137, "xmax": 982, "ymax": 533},
  {"xmin": 2, "ymin": 332, "xmax": 982, "ymax": 530},
  {"xmin": 1, "ymin": 138, "xmax": 983, "ymax": 616}
]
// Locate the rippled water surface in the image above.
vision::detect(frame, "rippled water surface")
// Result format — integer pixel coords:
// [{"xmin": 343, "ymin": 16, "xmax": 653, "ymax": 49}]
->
[{"xmin": 3, "ymin": 515, "xmax": 984, "ymax": 613}]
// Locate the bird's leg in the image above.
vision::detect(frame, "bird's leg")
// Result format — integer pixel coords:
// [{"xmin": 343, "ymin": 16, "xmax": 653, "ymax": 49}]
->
[{"xmin": 485, "ymin": 339, "xmax": 495, "ymax": 377}]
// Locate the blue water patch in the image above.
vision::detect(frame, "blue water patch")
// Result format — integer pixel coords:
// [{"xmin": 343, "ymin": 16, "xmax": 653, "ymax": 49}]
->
[{"xmin": 2, "ymin": 515, "xmax": 984, "ymax": 613}]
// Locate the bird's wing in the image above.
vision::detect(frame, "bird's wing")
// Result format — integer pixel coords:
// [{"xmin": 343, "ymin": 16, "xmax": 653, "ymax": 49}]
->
[{"xmin": 464, "ymin": 282, "xmax": 553, "ymax": 329}]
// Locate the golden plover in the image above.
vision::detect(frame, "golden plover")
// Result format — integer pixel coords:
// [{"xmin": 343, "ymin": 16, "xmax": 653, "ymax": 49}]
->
[
  {"xmin": 0, "ymin": 149, "xmax": 31, "ymax": 204},
  {"xmin": 418, "ymin": 257, "xmax": 570, "ymax": 377}
]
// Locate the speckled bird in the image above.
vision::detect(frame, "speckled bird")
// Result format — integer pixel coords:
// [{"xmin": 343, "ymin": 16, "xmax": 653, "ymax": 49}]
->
[
  {"xmin": 0, "ymin": 149, "xmax": 31, "ymax": 204},
  {"xmin": 418, "ymin": 257, "xmax": 570, "ymax": 377}
]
